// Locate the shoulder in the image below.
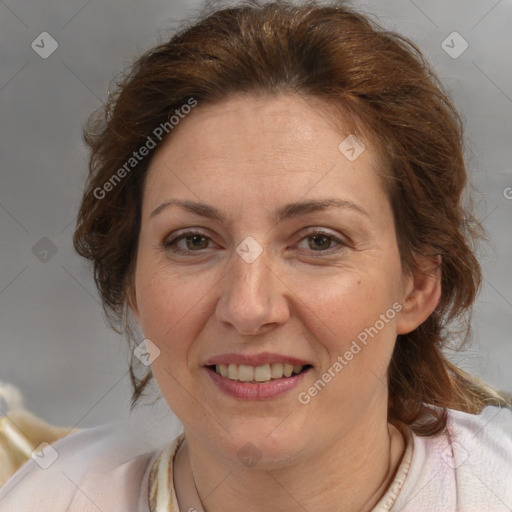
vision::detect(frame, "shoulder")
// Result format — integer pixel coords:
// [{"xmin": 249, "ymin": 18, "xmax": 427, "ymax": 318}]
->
[
  {"xmin": 447, "ymin": 406, "xmax": 512, "ymax": 454},
  {"xmin": 0, "ymin": 420, "xmax": 179, "ymax": 512},
  {"xmin": 392, "ymin": 405, "xmax": 512, "ymax": 511},
  {"xmin": 449, "ymin": 402, "xmax": 512, "ymax": 436}
]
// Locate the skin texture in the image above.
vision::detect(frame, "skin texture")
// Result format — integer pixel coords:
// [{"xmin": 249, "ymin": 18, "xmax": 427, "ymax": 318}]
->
[{"xmin": 131, "ymin": 94, "xmax": 441, "ymax": 512}]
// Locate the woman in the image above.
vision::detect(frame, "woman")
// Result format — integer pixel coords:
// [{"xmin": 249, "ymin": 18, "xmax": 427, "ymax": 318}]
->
[{"xmin": 1, "ymin": 1, "xmax": 510, "ymax": 510}]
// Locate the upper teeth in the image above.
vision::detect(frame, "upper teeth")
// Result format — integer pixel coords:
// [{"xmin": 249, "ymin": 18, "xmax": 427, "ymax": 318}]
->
[{"xmin": 215, "ymin": 363, "xmax": 304, "ymax": 382}]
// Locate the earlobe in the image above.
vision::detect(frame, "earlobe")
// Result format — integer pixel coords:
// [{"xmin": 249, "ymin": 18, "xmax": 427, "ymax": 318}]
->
[{"xmin": 396, "ymin": 254, "xmax": 441, "ymax": 335}]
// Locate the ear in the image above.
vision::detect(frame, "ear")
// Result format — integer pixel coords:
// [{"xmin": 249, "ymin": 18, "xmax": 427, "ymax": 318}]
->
[{"xmin": 396, "ymin": 253, "xmax": 441, "ymax": 335}]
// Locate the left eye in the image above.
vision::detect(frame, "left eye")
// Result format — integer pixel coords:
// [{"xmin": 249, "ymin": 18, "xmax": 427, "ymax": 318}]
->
[{"xmin": 296, "ymin": 232, "xmax": 344, "ymax": 252}]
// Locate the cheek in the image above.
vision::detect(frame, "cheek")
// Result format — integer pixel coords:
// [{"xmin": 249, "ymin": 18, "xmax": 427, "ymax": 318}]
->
[
  {"xmin": 293, "ymin": 264, "xmax": 402, "ymax": 377},
  {"xmin": 298, "ymin": 266, "xmax": 400, "ymax": 331},
  {"xmin": 133, "ymin": 255, "xmax": 224, "ymax": 383},
  {"xmin": 134, "ymin": 256, "xmax": 197, "ymax": 352},
  {"xmin": 134, "ymin": 264, "xmax": 202, "ymax": 406}
]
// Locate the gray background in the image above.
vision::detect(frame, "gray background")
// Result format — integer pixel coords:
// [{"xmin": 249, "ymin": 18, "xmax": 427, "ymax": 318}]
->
[{"xmin": 1, "ymin": 0, "xmax": 511, "ymax": 429}]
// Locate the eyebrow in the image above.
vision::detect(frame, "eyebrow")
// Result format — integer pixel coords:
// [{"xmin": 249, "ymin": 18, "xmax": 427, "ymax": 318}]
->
[{"xmin": 150, "ymin": 198, "xmax": 369, "ymax": 222}]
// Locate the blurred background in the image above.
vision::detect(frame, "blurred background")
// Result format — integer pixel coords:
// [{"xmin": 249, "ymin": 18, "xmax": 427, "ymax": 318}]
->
[{"xmin": 1, "ymin": 0, "xmax": 511, "ymax": 429}]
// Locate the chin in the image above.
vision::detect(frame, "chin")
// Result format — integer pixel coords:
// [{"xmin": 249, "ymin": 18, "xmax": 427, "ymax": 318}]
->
[{"xmin": 203, "ymin": 416, "xmax": 310, "ymax": 468}]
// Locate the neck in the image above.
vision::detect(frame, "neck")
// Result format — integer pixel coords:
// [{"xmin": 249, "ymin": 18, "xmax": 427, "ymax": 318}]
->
[{"xmin": 176, "ymin": 411, "xmax": 405, "ymax": 512}]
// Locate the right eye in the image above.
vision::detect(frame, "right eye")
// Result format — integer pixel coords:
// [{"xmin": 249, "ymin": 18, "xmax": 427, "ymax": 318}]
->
[{"xmin": 163, "ymin": 230, "xmax": 217, "ymax": 254}]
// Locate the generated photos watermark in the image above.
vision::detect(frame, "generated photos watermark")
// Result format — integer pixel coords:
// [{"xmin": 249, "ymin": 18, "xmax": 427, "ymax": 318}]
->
[
  {"xmin": 93, "ymin": 97, "xmax": 198, "ymax": 200},
  {"xmin": 298, "ymin": 301, "xmax": 403, "ymax": 405},
  {"xmin": 338, "ymin": 133, "xmax": 366, "ymax": 161},
  {"xmin": 134, "ymin": 338, "xmax": 161, "ymax": 366}
]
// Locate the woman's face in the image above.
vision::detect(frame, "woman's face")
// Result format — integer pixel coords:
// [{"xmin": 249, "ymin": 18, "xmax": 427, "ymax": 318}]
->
[{"xmin": 132, "ymin": 94, "xmax": 414, "ymax": 466}]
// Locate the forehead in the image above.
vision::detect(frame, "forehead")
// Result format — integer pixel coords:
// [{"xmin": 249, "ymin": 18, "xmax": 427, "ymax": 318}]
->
[
  {"xmin": 151, "ymin": 93, "xmax": 362, "ymax": 168},
  {"xmin": 143, "ymin": 94, "xmax": 389, "ymax": 221}
]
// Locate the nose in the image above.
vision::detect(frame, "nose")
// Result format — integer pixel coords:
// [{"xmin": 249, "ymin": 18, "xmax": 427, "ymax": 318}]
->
[{"xmin": 215, "ymin": 247, "xmax": 290, "ymax": 336}]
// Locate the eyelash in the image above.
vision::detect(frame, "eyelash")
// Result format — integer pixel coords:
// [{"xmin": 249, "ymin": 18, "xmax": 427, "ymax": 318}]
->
[{"xmin": 163, "ymin": 229, "xmax": 347, "ymax": 257}]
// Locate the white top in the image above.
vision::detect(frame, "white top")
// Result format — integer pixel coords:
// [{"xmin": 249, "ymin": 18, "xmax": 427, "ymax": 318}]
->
[{"xmin": 0, "ymin": 405, "xmax": 511, "ymax": 511}]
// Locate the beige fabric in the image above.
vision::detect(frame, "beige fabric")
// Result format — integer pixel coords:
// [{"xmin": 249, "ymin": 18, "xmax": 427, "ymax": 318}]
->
[
  {"xmin": 0, "ymin": 409, "xmax": 77, "ymax": 486},
  {"xmin": 0, "ymin": 420, "xmax": 165, "ymax": 511},
  {"xmin": 149, "ymin": 433, "xmax": 184, "ymax": 512}
]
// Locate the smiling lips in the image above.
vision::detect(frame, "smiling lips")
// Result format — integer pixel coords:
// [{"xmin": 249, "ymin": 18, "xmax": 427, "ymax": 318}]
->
[
  {"xmin": 214, "ymin": 362, "xmax": 305, "ymax": 382},
  {"xmin": 203, "ymin": 352, "xmax": 313, "ymax": 399}
]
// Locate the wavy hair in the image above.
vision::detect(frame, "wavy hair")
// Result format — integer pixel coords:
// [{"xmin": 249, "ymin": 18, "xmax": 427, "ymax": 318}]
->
[{"xmin": 73, "ymin": 0, "xmax": 510, "ymax": 435}]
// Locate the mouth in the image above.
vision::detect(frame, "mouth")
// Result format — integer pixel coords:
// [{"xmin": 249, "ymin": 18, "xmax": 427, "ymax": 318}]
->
[
  {"xmin": 207, "ymin": 362, "xmax": 313, "ymax": 383},
  {"xmin": 204, "ymin": 360, "xmax": 313, "ymax": 400},
  {"xmin": 202, "ymin": 352, "xmax": 314, "ymax": 399}
]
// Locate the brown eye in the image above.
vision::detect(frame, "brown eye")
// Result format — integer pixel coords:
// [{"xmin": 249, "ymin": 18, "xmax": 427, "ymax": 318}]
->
[
  {"xmin": 296, "ymin": 231, "xmax": 345, "ymax": 254},
  {"xmin": 163, "ymin": 231, "xmax": 214, "ymax": 254},
  {"xmin": 183, "ymin": 234, "xmax": 209, "ymax": 250},
  {"xmin": 307, "ymin": 233, "xmax": 334, "ymax": 251}
]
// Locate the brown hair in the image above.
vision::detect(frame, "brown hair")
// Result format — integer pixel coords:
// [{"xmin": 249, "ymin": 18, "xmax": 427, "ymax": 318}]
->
[{"xmin": 73, "ymin": 0, "xmax": 510, "ymax": 435}]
